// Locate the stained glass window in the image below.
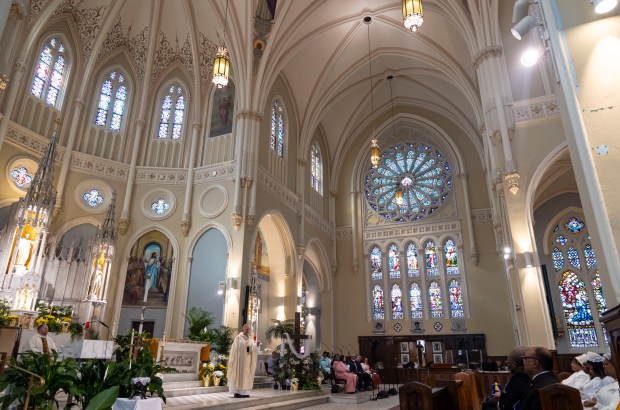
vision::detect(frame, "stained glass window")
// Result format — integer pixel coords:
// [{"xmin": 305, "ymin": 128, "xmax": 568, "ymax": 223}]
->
[
  {"xmin": 444, "ymin": 239, "xmax": 459, "ymax": 275},
  {"xmin": 565, "ymin": 216, "xmax": 584, "ymax": 234},
  {"xmin": 82, "ymin": 189, "xmax": 104, "ymax": 207},
  {"xmin": 10, "ymin": 167, "xmax": 33, "ymax": 189},
  {"xmin": 364, "ymin": 142, "xmax": 452, "ymax": 222},
  {"xmin": 551, "ymin": 247, "xmax": 564, "ymax": 272},
  {"xmin": 429, "ymin": 281, "xmax": 443, "ymax": 318},
  {"xmin": 591, "ymin": 273, "xmax": 607, "ymax": 315},
  {"xmin": 31, "ymin": 37, "xmax": 66, "ymax": 108},
  {"xmin": 370, "ymin": 246, "xmax": 382, "ymax": 280},
  {"xmin": 95, "ymin": 71, "xmax": 127, "ymax": 131},
  {"xmin": 556, "ymin": 235, "xmax": 567, "ymax": 245},
  {"xmin": 388, "ymin": 244, "xmax": 401, "ymax": 279},
  {"xmin": 158, "ymin": 84, "xmax": 184, "ymax": 139},
  {"xmin": 559, "ymin": 270, "xmax": 598, "ymax": 348},
  {"xmin": 584, "ymin": 244, "xmax": 597, "ymax": 270},
  {"xmin": 409, "ymin": 283, "xmax": 423, "ymax": 319},
  {"xmin": 270, "ymin": 98, "xmax": 285, "ymax": 157},
  {"xmin": 449, "ymin": 279, "xmax": 464, "ymax": 318},
  {"xmin": 301, "ymin": 283, "xmax": 307, "ymax": 307},
  {"xmin": 425, "ymin": 241, "xmax": 439, "ymax": 276},
  {"xmin": 568, "ymin": 247, "xmax": 581, "ymax": 269},
  {"xmin": 391, "ymin": 284, "xmax": 404, "ymax": 320},
  {"xmin": 310, "ymin": 143, "xmax": 322, "ymax": 194},
  {"xmin": 406, "ymin": 242, "xmax": 419, "ymax": 277},
  {"xmin": 151, "ymin": 198, "xmax": 170, "ymax": 215},
  {"xmin": 372, "ymin": 285, "xmax": 385, "ymax": 320}
]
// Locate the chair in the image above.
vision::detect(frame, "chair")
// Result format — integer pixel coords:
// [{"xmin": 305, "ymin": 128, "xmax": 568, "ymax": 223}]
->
[
  {"xmin": 539, "ymin": 383, "xmax": 583, "ymax": 410},
  {"xmin": 557, "ymin": 372, "xmax": 571, "ymax": 383}
]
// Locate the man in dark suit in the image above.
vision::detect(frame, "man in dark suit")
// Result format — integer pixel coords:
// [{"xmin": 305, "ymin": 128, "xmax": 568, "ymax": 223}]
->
[
  {"xmin": 483, "ymin": 346, "xmax": 531, "ymax": 410},
  {"xmin": 517, "ymin": 346, "xmax": 558, "ymax": 410},
  {"xmin": 347, "ymin": 355, "xmax": 372, "ymax": 391}
]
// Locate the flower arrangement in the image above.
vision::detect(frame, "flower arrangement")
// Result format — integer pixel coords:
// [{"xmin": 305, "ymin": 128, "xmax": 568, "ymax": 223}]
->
[
  {"xmin": 291, "ymin": 377, "xmax": 299, "ymax": 384},
  {"xmin": 35, "ymin": 301, "xmax": 74, "ymax": 334},
  {"xmin": 213, "ymin": 370, "xmax": 224, "ymax": 378},
  {"xmin": 202, "ymin": 362, "xmax": 215, "ymax": 377},
  {"xmin": 271, "ymin": 349, "xmax": 322, "ymax": 391}
]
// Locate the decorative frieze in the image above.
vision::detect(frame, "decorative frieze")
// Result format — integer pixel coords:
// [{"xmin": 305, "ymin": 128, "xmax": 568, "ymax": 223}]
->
[
  {"xmin": 336, "ymin": 226, "xmax": 353, "ymax": 240},
  {"xmin": 304, "ymin": 204, "xmax": 332, "ymax": 236},
  {"xmin": 5, "ymin": 124, "xmax": 65, "ymax": 164},
  {"xmin": 97, "ymin": 17, "xmax": 150, "ymax": 78},
  {"xmin": 53, "ymin": 0, "xmax": 108, "ymax": 58},
  {"xmin": 257, "ymin": 167, "xmax": 299, "ymax": 213},
  {"xmin": 193, "ymin": 162, "xmax": 235, "ymax": 183},
  {"xmin": 152, "ymin": 31, "xmax": 193, "ymax": 81},
  {"xmin": 471, "ymin": 208, "xmax": 493, "ymax": 224},
  {"xmin": 135, "ymin": 167, "xmax": 188, "ymax": 184},
  {"xmin": 473, "ymin": 46, "xmax": 502, "ymax": 69},
  {"xmin": 513, "ymin": 96, "xmax": 560, "ymax": 123},
  {"xmin": 363, "ymin": 220, "xmax": 461, "ymax": 242}
]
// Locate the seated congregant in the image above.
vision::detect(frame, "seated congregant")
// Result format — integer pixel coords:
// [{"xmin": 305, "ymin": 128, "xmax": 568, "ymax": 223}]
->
[
  {"xmin": 266, "ymin": 351, "xmax": 278, "ymax": 376},
  {"xmin": 347, "ymin": 355, "xmax": 372, "ymax": 391},
  {"xmin": 581, "ymin": 352, "xmax": 607, "ymax": 402},
  {"xmin": 28, "ymin": 324, "xmax": 57, "ymax": 355},
  {"xmin": 482, "ymin": 346, "xmax": 530, "ymax": 410},
  {"xmin": 562, "ymin": 353, "xmax": 590, "ymax": 390},
  {"xmin": 518, "ymin": 346, "xmax": 558, "ymax": 410},
  {"xmin": 361, "ymin": 356, "xmax": 381, "ymax": 387},
  {"xmin": 319, "ymin": 351, "xmax": 332, "ymax": 380},
  {"xmin": 583, "ymin": 354, "xmax": 619, "ymax": 410},
  {"xmin": 332, "ymin": 354, "xmax": 358, "ymax": 394}
]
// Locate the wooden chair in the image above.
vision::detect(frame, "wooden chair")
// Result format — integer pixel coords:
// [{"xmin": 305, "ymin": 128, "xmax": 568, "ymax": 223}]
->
[
  {"xmin": 399, "ymin": 381, "xmax": 456, "ymax": 410},
  {"xmin": 0, "ymin": 326, "xmax": 21, "ymax": 361},
  {"xmin": 557, "ymin": 372, "xmax": 571, "ymax": 383},
  {"xmin": 539, "ymin": 383, "xmax": 583, "ymax": 410}
]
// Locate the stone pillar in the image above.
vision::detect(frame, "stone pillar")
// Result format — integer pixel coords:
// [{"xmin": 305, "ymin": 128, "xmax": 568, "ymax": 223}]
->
[{"xmin": 0, "ymin": 60, "xmax": 25, "ymax": 150}]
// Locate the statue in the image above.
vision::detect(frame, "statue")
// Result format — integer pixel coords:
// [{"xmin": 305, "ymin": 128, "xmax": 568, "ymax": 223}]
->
[
  {"xmin": 89, "ymin": 251, "xmax": 105, "ymax": 300},
  {"xmin": 15, "ymin": 233, "xmax": 34, "ymax": 267}
]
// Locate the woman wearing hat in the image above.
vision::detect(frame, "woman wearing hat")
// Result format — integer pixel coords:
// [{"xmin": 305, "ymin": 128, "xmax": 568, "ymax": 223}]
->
[
  {"xmin": 581, "ymin": 352, "xmax": 607, "ymax": 402},
  {"xmin": 583, "ymin": 354, "xmax": 619, "ymax": 410},
  {"xmin": 562, "ymin": 354, "xmax": 591, "ymax": 390}
]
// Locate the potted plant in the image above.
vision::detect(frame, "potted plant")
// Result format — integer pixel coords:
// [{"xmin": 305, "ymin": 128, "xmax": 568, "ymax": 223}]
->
[
  {"xmin": 291, "ymin": 377, "xmax": 299, "ymax": 391},
  {"xmin": 213, "ymin": 370, "xmax": 224, "ymax": 386},
  {"xmin": 265, "ymin": 319, "xmax": 295, "ymax": 346},
  {"xmin": 186, "ymin": 307, "xmax": 214, "ymax": 341}
]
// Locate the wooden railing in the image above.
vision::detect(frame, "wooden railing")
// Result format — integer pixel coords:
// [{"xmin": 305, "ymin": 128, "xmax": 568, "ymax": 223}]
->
[{"xmin": 6, "ymin": 363, "xmax": 46, "ymax": 410}]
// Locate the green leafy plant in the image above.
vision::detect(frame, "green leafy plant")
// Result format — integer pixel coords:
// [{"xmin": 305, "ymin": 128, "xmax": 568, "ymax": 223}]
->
[
  {"xmin": 186, "ymin": 307, "xmax": 214, "ymax": 341},
  {"xmin": 265, "ymin": 319, "xmax": 295, "ymax": 344},
  {"xmin": 0, "ymin": 352, "xmax": 80, "ymax": 409},
  {"xmin": 72, "ymin": 360, "xmax": 121, "ymax": 408},
  {"xmin": 84, "ymin": 386, "xmax": 119, "ymax": 410},
  {"xmin": 206, "ymin": 325, "xmax": 235, "ymax": 354}
]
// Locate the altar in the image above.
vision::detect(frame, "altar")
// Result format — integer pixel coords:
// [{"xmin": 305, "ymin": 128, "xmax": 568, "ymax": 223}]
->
[
  {"xmin": 60, "ymin": 339, "xmax": 114, "ymax": 359},
  {"xmin": 148, "ymin": 339, "xmax": 209, "ymax": 382}
]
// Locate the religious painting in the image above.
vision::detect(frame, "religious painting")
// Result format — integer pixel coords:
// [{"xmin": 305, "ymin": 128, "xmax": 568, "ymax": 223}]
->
[
  {"xmin": 432, "ymin": 341, "xmax": 442, "ymax": 353},
  {"xmin": 401, "ymin": 354, "xmax": 410, "ymax": 365},
  {"xmin": 123, "ymin": 231, "xmax": 174, "ymax": 308},
  {"xmin": 252, "ymin": 230, "xmax": 270, "ymax": 280},
  {"xmin": 411, "ymin": 321, "xmax": 424, "ymax": 333},
  {"xmin": 209, "ymin": 80, "xmax": 235, "ymax": 138},
  {"xmin": 433, "ymin": 353, "xmax": 443, "ymax": 364},
  {"xmin": 400, "ymin": 342, "xmax": 409, "ymax": 353},
  {"xmin": 162, "ymin": 351, "xmax": 197, "ymax": 374}
]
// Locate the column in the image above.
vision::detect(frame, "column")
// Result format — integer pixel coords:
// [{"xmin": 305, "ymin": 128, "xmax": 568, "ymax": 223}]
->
[
  {"xmin": 181, "ymin": 122, "xmax": 201, "ymax": 236},
  {"xmin": 0, "ymin": 60, "xmax": 25, "ymax": 150},
  {"xmin": 118, "ymin": 119, "xmax": 145, "ymax": 234}
]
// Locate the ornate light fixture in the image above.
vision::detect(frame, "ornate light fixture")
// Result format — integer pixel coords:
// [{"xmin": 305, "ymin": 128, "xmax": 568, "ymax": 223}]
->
[
  {"xmin": 212, "ymin": 0, "xmax": 231, "ymax": 88},
  {"xmin": 402, "ymin": 0, "xmax": 424, "ymax": 32},
  {"xmin": 365, "ymin": 17, "xmax": 379, "ymax": 168},
  {"xmin": 395, "ymin": 183, "xmax": 404, "ymax": 205}
]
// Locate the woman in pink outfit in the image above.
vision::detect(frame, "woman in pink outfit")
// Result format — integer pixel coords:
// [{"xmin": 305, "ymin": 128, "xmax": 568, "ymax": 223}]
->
[{"xmin": 332, "ymin": 354, "xmax": 358, "ymax": 393}]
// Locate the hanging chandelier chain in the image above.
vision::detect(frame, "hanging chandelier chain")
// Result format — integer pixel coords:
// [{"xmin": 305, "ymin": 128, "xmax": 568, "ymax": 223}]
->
[
  {"xmin": 218, "ymin": 0, "xmax": 230, "ymax": 47},
  {"xmin": 389, "ymin": 76, "xmax": 396, "ymax": 138},
  {"xmin": 367, "ymin": 23, "xmax": 375, "ymax": 136}
]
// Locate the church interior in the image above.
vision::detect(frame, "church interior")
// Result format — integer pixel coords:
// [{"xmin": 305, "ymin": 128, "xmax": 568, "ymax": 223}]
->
[{"xmin": 1, "ymin": 0, "xmax": 620, "ymax": 407}]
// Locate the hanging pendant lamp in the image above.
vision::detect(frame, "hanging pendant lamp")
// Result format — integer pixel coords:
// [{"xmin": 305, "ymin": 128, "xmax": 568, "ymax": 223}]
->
[
  {"xmin": 365, "ymin": 17, "xmax": 380, "ymax": 168},
  {"xmin": 395, "ymin": 183, "xmax": 404, "ymax": 205},
  {"xmin": 212, "ymin": 0, "xmax": 231, "ymax": 88},
  {"xmin": 402, "ymin": 0, "xmax": 424, "ymax": 32}
]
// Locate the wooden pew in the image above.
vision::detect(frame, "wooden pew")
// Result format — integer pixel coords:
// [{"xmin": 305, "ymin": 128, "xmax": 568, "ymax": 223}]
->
[
  {"xmin": 435, "ymin": 379, "xmax": 465, "ymax": 410},
  {"xmin": 539, "ymin": 383, "xmax": 583, "ymax": 410},
  {"xmin": 399, "ymin": 381, "xmax": 457, "ymax": 410}
]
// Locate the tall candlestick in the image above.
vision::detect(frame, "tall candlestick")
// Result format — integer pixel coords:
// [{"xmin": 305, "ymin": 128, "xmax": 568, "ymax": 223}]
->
[
  {"xmin": 130, "ymin": 329, "xmax": 135, "ymax": 345},
  {"xmin": 111, "ymin": 323, "xmax": 116, "ymax": 338}
]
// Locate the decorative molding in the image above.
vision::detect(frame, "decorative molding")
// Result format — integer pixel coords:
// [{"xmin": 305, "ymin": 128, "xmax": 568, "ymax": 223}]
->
[
  {"xmin": 513, "ymin": 96, "xmax": 560, "ymax": 123},
  {"xmin": 336, "ymin": 226, "xmax": 353, "ymax": 240},
  {"xmin": 235, "ymin": 111, "xmax": 262, "ymax": 121},
  {"xmin": 54, "ymin": 0, "xmax": 108, "ymax": 58},
  {"xmin": 362, "ymin": 220, "xmax": 462, "ymax": 242},
  {"xmin": 257, "ymin": 167, "xmax": 299, "ymax": 213},
  {"xmin": 471, "ymin": 208, "xmax": 493, "ymax": 224},
  {"xmin": 473, "ymin": 46, "xmax": 502, "ymax": 69},
  {"xmin": 28, "ymin": 0, "xmax": 46, "ymax": 23},
  {"xmin": 135, "ymin": 167, "xmax": 188, "ymax": 184},
  {"xmin": 5, "ymin": 124, "xmax": 65, "ymax": 164},
  {"xmin": 197, "ymin": 31, "xmax": 218, "ymax": 90},
  {"xmin": 98, "ymin": 17, "xmax": 150, "ymax": 78},
  {"xmin": 193, "ymin": 162, "xmax": 235, "ymax": 184},
  {"xmin": 152, "ymin": 31, "xmax": 193, "ymax": 81},
  {"xmin": 118, "ymin": 218, "xmax": 129, "ymax": 235},
  {"xmin": 70, "ymin": 154, "xmax": 128, "ymax": 181},
  {"xmin": 304, "ymin": 204, "xmax": 332, "ymax": 235}
]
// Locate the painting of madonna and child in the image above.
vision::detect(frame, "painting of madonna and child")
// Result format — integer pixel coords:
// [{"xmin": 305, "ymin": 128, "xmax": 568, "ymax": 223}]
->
[{"xmin": 122, "ymin": 231, "xmax": 174, "ymax": 308}]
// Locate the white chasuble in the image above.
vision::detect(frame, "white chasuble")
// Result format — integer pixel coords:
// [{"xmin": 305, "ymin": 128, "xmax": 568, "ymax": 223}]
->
[{"xmin": 227, "ymin": 332, "xmax": 258, "ymax": 394}]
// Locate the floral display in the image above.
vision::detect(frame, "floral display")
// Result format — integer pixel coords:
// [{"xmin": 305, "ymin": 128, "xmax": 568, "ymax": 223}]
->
[
  {"xmin": 34, "ymin": 301, "xmax": 74, "ymax": 334},
  {"xmin": 270, "ymin": 349, "xmax": 322, "ymax": 390}
]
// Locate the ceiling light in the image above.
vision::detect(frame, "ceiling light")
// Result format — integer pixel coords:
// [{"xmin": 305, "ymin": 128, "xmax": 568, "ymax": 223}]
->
[
  {"xmin": 402, "ymin": 0, "xmax": 424, "ymax": 32},
  {"xmin": 395, "ymin": 184, "xmax": 404, "ymax": 205},
  {"xmin": 212, "ymin": 0, "xmax": 231, "ymax": 88},
  {"xmin": 520, "ymin": 47, "xmax": 541, "ymax": 66},
  {"xmin": 593, "ymin": 0, "xmax": 618, "ymax": 13},
  {"xmin": 511, "ymin": 15, "xmax": 537, "ymax": 40},
  {"xmin": 512, "ymin": 0, "xmax": 530, "ymax": 24},
  {"xmin": 364, "ymin": 17, "xmax": 379, "ymax": 168}
]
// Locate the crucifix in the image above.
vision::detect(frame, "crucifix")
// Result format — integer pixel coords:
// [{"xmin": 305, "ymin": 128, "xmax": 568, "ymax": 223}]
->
[{"xmin": 291, "ymin": 312, "xmax": 311, "ymax": 352}]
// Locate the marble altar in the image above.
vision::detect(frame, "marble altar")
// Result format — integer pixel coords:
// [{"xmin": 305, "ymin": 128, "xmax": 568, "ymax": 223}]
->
[{"xmin": 60, "ymin": 339, "xmax": 114, "ymax": 359}]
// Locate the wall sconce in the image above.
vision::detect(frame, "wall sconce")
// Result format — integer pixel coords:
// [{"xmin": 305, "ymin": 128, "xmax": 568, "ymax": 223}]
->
[
  {"xmin": 227, "ymin": 278, "xmax": 237, "ymax": 290},
  {"xmin": 217, "ymin": 281, "xmax": 226, "ymax": 295},
  {"xmin": 503, "ymin": 247, "xmax": 512, "ymax": 260},
  {"xmin": 524, "ymin": 252, "xmax": 534, "ymax": 267},
  {"xmin": 511, "ymin": 15, "xmax": 537, "ymax": 40},
  {"xmin": 592, "ymin": 0, "xmax": 618, "ymax": 14}
]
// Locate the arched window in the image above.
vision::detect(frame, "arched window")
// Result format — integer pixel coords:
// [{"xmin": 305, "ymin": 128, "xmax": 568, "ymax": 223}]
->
[
  {"xmin": 406, "ymin": 242, "xmax": 419, "ymax": 277},
  {"xmin": 370, "ymin": 246, "xmax": 382, "ymax": 280},
  {"xmin": 449, "ymin": 279, "xmax": 464, "ymax": 318},
  {"xmin": 425, "ymin": 241, "xmax": 439, "ymax": 276},
  {"xmin": 95, "ymin": 71, "xmax": 127, "ymax": 131},
  {"xmin": 372, "ymin": 285, "xmax": 385, "ymax": 320},
  {"xmin": 551, "ymin": 247, "xmax": 564, "ymax": 271},
  {"xmin": 391, "ymin": 284, "xmax": 404, "ymax": 320},
  {"xmin": 388, "ymin": 244, "xmax": 401, "ymax": 279},
  {"xmin": 270, "ymin": 98, "xmax": 285, "ymax": 157},
  {"xmin": 584, "ymin": 244, "xmax": 596, "ymax": 270},
  {"xmin": 310, "ymin": 143, "xmax": 322, "ymax": 194},
  {"xmin": 559, "ymin": 270, "xmax": 597, "ymax": 347},
  {"xmin": 409, "ymin": 283, "xmax": 423, "ymax": 319},
  {"xmin": 158, "ymin": 83, "xmax": 185, "ymax": 139},
  {"xmin": 31, "ymin": 37, "xmax": 67, "ymax": 108},
  {"xmin": 591, "ymin": 272, "xmax": 607, "ymax": 315},
  {"xmin": 444, "ymin": 239, "xmax": 459, "ymax": 275},
  {"xmin": 567, "ymin": 247, "xmax": 581, "ymax": 269},
  {"xmin": 428, "ymin": 281, "xmax": 443, "ymax": 318}
]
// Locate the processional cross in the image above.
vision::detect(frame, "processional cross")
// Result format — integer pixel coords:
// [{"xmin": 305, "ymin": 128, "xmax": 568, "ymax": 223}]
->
[{"xmin": 291, "ymin": 312, "xmax": 311, "ymax": 352}]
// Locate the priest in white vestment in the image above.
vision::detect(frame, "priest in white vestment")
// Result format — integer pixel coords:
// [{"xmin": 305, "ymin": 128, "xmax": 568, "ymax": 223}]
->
[
  {"xmin": 228, "ymin": 323, "xmax": 258, "ymax": 398},
  {"xmin": 28, "ymin": 324, "xmax": 57, "ymax": 355}
]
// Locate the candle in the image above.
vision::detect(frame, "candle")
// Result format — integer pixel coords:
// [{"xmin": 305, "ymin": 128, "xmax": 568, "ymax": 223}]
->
[
  {"xmin": 111, "ymin": 323, "xmax": 116, "ymax": 337},
  {"xmin": 130, "ymin": 329, "xmax": 135, "ymax": 345}
]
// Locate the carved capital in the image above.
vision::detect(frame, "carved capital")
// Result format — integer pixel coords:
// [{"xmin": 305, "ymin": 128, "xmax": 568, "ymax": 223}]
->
[
  {"xmin": 14, "ymin": 61, "xmax": 26, "ymax": 72},
  {"xmin": 297, "ymin": 245, "xmax": 306, "ymax": 259},
  {"xmin": 192, "ymin": 122, "xmax": 202, "ymax": 132},
  {"xmin": 457, "ymin": 173, "xmax": 468, "ymax": 180},
  {"xmin": 352, "ymin": 264, "xmax": 359, "ymax": 276},
  {"xmin": 118, "ymin": 218, "xmax": 130, "ymax": 235},
  {"xmin": 74, "ymin": 99, "xmax": 85, "ymax": 109},
  {"xmin": 298, "ymin": 160, "xmax": 307, "ymax": 167},
  {"xmin": 246, "ymin": 214, "xmax": 255, "ymax": 230},
  {"xmin": 181, "ymin": 220, "xmax": 191, "ymax": 237},
  {"xmin": 232, "ymin": 213, "xmax": 242, "ymax": 231},
  {"xmin": 11, "ymin": 1, "xmax": 27, "ymax": 18},
  {"xmin": 136, "ymin": 119, "xmax": 146, "ymax": 127},
  {"xmin": 52, "ymin": 207, "xmax": 61, "ymax": 222},
  {"xmin": 489, "ymin": 129, "xmax": 501, "ymax": 144},
  {"xmin": 246, "ymin": 177, "xmax": 253, "ymax": 189},
  {"xmin": 470, "ymin": 249, "xmax": 479, "ymax": 266},
  {"xmin": 0, "ymin": 74, "xmax": 9, "ymax": 90},
  {"xmin": 504, "ymin": 171, "xmax": 520, "ymax": 195},
  {"xmin": 473, "ymin": 46, "xmax": 502, "ymax": 69},
  {"xmin": 236, "ymin": 111, "xmax": 262, "ymax": 121}
]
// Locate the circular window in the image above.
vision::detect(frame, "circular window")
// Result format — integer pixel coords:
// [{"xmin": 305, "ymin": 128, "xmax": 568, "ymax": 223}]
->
[
  {"xmin": 141, "ymin": 189, "xmax": 176, "ymax": 220},
  {"xmin": 5, "ymin": 157, "xmax": 39, "ymax": 194},
  {"xmin": 74, "ymin": 180, "xmax": 114, "ymax": 213},
  {"xmin": 364, "ymin": 141, "xmax": 452, "ymax": 222}
]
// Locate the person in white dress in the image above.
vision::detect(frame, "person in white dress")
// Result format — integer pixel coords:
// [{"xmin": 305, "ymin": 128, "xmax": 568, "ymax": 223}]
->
[
  {"xmin": 583, "ymin": 354, "xmax": 619, "ymax": 410},
  {"xmin": 563, "ymin": 353, "xmax": 590, "ymax": 390},
  {"xmin": 581, "ymin": 352, "xmax": 607, "ymax": 402}
]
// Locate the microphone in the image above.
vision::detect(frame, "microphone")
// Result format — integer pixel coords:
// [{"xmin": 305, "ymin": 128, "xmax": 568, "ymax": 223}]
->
[{"xmin": 97, "ymin": 320, "xmax": 110, "ymax": 329}]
